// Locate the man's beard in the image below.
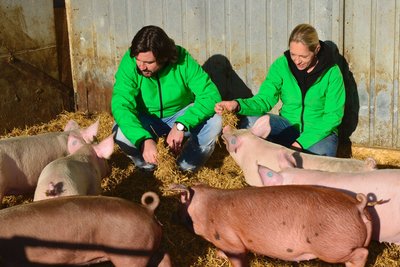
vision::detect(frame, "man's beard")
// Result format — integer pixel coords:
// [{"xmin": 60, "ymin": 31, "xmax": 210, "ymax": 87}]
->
[{"xmin": 137, "ymin": 66, "xmax": 154, "ymax": 77}]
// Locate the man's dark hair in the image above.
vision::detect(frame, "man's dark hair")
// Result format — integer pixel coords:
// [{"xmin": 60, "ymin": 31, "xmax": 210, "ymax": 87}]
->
[{"xmin": 130, "ymin": 25, "xmax": 178, "ymax": 65}]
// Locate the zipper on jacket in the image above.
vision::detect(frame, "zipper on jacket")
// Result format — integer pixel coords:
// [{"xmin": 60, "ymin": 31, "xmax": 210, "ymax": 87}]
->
[
  {"xmin": 156, "ymin": 74, "xmax": 163, "ymax": 118},
  {"xmin": 300, "ymin": 91, "xmax": 306, "ymax": 133}
]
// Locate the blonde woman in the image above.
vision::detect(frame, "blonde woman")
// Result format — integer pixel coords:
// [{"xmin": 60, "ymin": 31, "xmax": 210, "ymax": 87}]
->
[{"xmin": 215, "ymin": 24, "xmax": 345, "ymax": 157}]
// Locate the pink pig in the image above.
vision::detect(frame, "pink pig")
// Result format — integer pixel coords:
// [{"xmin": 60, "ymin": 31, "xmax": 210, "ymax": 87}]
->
[
  {"xmin": 258, "ymin": 149, "xmax": 399, "ymax": 244},
  {"xmin": 170, "ymin": 183, "xmax": 372, "ymax": 267},
  {"xmin": 0, "ymin": 120, "xmax": 99, "ymax": 201},
  {"xmin": 0, "ymin": 193, "xmax": 171, "ymax": 266},
  {"xmin": 33, "ymin": 133, "xmax": 115, "ymax": 201},
  {"xmin": 222, "ymin": 115, "xmax": 376, "ymax": 186}
]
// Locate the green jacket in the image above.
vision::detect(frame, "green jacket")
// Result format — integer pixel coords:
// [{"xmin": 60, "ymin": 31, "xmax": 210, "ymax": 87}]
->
[
  {"xmin": 111, "ymin": 45, "xmax": 221, "ymax": 148},
  {"xmin": 237, "ymin": 54, "xmax": 345, "ymax": 149}
]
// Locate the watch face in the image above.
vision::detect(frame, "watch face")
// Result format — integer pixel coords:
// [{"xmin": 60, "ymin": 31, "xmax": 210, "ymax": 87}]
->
[{"xmin": 176, "ymin": 123, "xmax": 185, "ymax": 131}]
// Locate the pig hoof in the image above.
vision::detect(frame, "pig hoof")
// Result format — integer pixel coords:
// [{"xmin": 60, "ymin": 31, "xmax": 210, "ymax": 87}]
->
[{"xmin": 215, "ymin": 249, "xmax": 229, "ymax": 260}]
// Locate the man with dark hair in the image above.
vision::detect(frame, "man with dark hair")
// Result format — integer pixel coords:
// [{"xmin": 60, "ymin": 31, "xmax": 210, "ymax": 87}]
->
[{"xmin": 111, "ymin": 25, "xmax": 222, "ymax": 172}]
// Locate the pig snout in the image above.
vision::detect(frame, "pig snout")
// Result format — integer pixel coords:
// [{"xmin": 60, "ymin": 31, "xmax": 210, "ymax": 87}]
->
[
  {"xmin": 222, "ymin": 125, "xmax": 233, "ymax": 133},
  {"xmin": 221, "ymin": 132, "xmax": 239, "ymax": 153}
]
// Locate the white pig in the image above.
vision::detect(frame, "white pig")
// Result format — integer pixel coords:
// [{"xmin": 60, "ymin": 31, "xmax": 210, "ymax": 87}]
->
[
  {"xmin": 171, "ymin": 183, "xmax": 372, "ymax": 267},
  {"xmin": 33, "ymin": 133, "xmax": 115, "ymax": 201},
  {"xmin": 0, "ymin": 193, "xmax": 172, "ymax": 267},
  {"xmin": 0, "ymin": 120, "xmax": 99, "ymax": 201},
  {"xmin": 258, "ymin": 149, "xmax": 398, "ymax": 244},
  {"xmin": 222, "ymin": 114, "xmax": 376, "ymax": 186}
]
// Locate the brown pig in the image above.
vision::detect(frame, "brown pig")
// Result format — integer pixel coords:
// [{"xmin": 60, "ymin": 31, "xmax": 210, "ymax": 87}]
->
[
  {"xmin": 33, "ymin": 133, "xmax": 115, "ymax": 201},
  {"xmin": 0, "ymin": 120, "xmax": 99, "ymax": 201},
  {"xmin": 0, "ymin": 193, "xmax": 172, "ymax": 267},
  {"xmin": 222, "ymin": 114, "xmax": 376, "ymax": 186},
  {"xmin": 258, "ymin": 149, "xmax": 399, "ymax": 244},
  {"xmin": 170, "ymin": 183, "xmax": 372, "ymax": 267}
]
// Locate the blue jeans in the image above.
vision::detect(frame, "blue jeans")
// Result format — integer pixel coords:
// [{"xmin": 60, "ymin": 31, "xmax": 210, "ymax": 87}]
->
[
  {"xmin": 239, "ymin": 113, "xmax": 338, "ymax": 157},
  {"xmin": 112, "ymin": 105, "xmax": 222, "ymax": 171}
]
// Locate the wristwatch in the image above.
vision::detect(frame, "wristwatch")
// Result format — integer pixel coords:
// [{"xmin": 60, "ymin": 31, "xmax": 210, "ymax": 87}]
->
[{"xmin": 175, "ymin": 122, "xmax": 187, "ymax": 132}]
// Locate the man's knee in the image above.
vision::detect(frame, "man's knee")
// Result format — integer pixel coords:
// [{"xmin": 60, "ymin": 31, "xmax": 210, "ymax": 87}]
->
[
  {"xmin": 198, "ymin": 114, "xmax": 222, "ymax": 138},
  {"xmin": 208, "ymin": 114, "xmax": 222, "ymax": 132}
]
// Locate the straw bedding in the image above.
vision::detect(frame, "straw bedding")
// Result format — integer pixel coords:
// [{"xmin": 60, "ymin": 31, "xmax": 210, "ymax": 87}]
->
[{"xmin": 1, "ymin": 111, "xmax": 399, "ymax": 267}]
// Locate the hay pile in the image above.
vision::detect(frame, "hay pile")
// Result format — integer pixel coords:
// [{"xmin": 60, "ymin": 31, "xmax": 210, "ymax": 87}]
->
[{"xmin": 1, "ymin": 111, "xmax": 400, "ymax": 267}]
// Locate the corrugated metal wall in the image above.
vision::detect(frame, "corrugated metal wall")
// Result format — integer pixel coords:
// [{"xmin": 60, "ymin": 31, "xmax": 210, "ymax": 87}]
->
[
  {"xmin": 65, "ymin": 0, "xmax": 400, "ymax": 149},
  {"xmin": 344, "ymin": 0, "xmax": 400, "ymax": 148}
]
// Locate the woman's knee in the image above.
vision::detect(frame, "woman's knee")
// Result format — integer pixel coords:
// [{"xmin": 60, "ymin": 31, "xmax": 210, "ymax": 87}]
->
[{"xmin": 306, "ymin": 134, "xmax": 338, "ymax": 156}]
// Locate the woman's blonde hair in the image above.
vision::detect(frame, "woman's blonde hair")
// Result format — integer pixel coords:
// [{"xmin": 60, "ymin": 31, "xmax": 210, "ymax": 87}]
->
[{"xmin": 288, "ymin": 24, "xmax": 320, "ymax": 52}]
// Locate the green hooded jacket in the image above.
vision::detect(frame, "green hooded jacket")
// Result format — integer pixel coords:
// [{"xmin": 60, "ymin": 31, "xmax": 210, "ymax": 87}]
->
[
  {"xmin": 236, "ymin": 53, "xmax": 345, "ymax": 149},
  {"xmin": 111, "ymin": 45, "xmax": 221, "ymax": 148}
]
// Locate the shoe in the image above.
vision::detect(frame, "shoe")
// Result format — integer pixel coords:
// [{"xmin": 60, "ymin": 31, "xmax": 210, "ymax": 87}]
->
[
  {"xmin": 138, "ymin": 164, "xmax": 156, "ymax": 172},
  {"xmin": 127, "ymin": 156, "xmax": 155, "ymax": 172},
  {"xmin": 178, "ymin": 161, "xmax": 197, "ymax": 172}
]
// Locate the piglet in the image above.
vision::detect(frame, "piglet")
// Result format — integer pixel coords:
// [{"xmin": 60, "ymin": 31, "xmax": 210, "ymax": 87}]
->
[
  {"xmin": 222, "ymin": 114, "xmax": 376, "ymax": 186},
  {"xmin": 0, "ymin": 120, "xmax": 99, "ymax": 201},
  {"xmin": 258, "ymin": 149, "xmax": 399, "ymax": 244},
  {"xmin": 170, "ymin": 183, "xmax": 372, "ymax": 267},
  {"xmin": 0, "ymin": 193, "xmax": 171, "ymax": 267},
  {"xmin": 33, "ymin": 133, "xmax": 114, "ymax": 201}
]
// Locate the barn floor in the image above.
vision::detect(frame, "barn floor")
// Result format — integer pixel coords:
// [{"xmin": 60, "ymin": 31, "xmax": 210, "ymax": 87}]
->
[{"xmin": 1, "ymin": 111, "xmax": 399, "ymax": 267}]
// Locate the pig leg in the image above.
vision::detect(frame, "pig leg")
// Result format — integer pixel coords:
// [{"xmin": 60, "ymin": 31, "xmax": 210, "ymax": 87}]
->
[
  {"xmin": 344, "ymin": 247, "xmax": 369, "ymax": 267},
  {"xmin": 217, "ymin": 250, "xmax": 248, "ymax": 267},
  {"xmin": 110, "ymin": 252, "xmax": 172, "ymax": 267},
  {"xmin": 212, "ymin": 244, "xmax": 248, "ymax": 267},
  {"xmin": 109, "ymin": 255, "xmax": 149, "ymax": 267},
  {"xmin": 148, "ymin": 251, "xmax": 172, "ymax": 267}
]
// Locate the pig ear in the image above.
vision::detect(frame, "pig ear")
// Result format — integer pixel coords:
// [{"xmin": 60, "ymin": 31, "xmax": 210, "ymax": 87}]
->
[
  {"xmin": 169, "ymin": 183, "xmax": 188, "ymax": 192},
  {"xmin": 168, "ymin": 184, "xmax": 191, "ymax": 203},
  {"xmin": 258, "ymin": 164, "xmax": 284, "ymax": 186},
  {"xmin": 277, "ymin": 149, "xmax": 297, "ymax": 169},
  {"xmin": 93, "ymin": 133, "xmax": 115, "ymax": 159},
  {"xmin": 64, "ymin": 120, "xmax": 80, "ymax": 131},
  {"xmin": 180, "ymin": 189, "xmax": 192, "ymax": 204},
  {"xmin": 67, "ymin": 133, "xmax": 86, "ymax": 154},
  {"xmin": 250, "ymin": 115, "xmax": 271, "ymax": 139},
  {"xmin": 79, "ymin": 120, "xmax": 100, "ymax": 143}
]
